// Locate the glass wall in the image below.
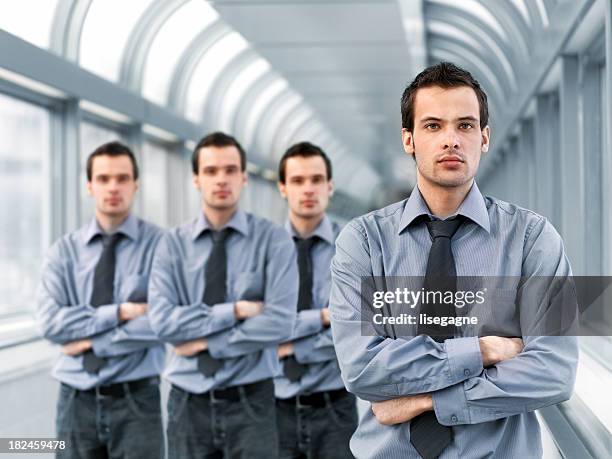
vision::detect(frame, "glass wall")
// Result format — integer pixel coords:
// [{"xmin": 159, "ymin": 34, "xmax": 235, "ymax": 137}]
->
[{"xmin": 0, "ymin": 92, "xmax": 50, "ymax": 317}]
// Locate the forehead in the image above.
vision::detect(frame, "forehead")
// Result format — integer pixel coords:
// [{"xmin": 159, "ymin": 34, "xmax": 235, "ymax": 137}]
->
[
  {"xmin": 285, "ymin": 155, "xmax": 327, "ymax": 178},
  {"xmin": 198, "ymin": 145, "xmax": 242, "ymax": 168},
  {"xmin": 90, "ymin": 154, "xmax": 134, "ymax": 176},
  {"xmin": 413, "ymin": 85, "xmax": 480, "ymax": 121}
]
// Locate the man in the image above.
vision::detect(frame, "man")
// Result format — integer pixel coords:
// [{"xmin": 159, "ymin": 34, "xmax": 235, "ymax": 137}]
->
[
  {"xmin": 275, "ymin": 142, "xmax": 357, "ymax": 458},
  {"xmin": 329, "ymin": 62, "xmax": 579, "ymax": 458},
  {"xmin": 148, "ymin": 132, "xmax": 298, "ymax": 458},
  {"xmin": 37, "ymin": 141, "xmax": 165, "ymax": 459}
]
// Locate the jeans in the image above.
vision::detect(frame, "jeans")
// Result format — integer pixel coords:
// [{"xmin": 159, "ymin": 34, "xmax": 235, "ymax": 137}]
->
[
  {"xmin": 167, "ymin": 379, "xmax": 278, "ymax": 459},
  {"xmin": 276, "ymin": 392, "xmax": 357, "ymax": 459},
  {"xmin": 55, "ymin": 381, "xmax": 163, "ymax": 459}
]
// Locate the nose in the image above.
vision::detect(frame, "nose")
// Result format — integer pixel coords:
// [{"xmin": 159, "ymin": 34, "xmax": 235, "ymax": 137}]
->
[{"xmin": 442, "ymin": 128, "xmax": 461, "ymax": 151}]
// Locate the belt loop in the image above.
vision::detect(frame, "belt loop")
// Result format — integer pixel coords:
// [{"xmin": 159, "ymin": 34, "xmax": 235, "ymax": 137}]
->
[
  {"xmin": 323, "ymin": 391, "xmax": 332, "ymax": 407},
  {"xmin": 237, "ymin": 385, "xmax": 247, "ymax": 402},
  {"xmin": 123, "ymin": 382, "xmax": 130, "ymax": 396}
]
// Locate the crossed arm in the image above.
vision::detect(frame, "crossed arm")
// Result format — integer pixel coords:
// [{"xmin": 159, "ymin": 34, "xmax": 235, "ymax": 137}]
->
[{"xmin": 329, "ymin": 219, "xmax": 579, "ymax": 427}]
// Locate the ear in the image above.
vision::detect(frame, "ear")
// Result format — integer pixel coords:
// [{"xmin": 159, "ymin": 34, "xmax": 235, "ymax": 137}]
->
[
  {"xmin": 242, "ymin": 171, "xmax": 248, "ymax": 187},
  {"xmin": 278, "ymin": 181, "xmax": 287, "ymax": 199},
  {"xmin": 133, "ymin": 179, "xmax": 139, "ymax": 193},
  {"xmin": 86, "ymin": 181, "xmax": 93, "ymax": 196},
  {"xmin": 328, "ymin": 179, "xmax": 334, "ymax": 197},
  {"xmin": 192, "ymin": 173, "xmax": 199, "ymax": 190},
  {"xmin": 481, "ymin": 126, "xmax": 491, "ymax": 153},
  {"xmin": 402, "ymin": 128, "xmax": 415, "ymax": 156}
]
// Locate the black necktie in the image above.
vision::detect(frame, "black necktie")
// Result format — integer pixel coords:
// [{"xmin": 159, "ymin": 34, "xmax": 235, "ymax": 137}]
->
[
  {"xmin": 198, "ymin": 228, "xmax": 232, "ymax": 377},
  {"xmin": 283, "ymin": 237, "xmax": 317, "ymax": 382},
  {"xmin": 84, "ymin": 233, "xmax": 123, "ymax": 374},
  {"xmin": 410, "ymin": 217, "xmax": 463, "ymax": 459}
]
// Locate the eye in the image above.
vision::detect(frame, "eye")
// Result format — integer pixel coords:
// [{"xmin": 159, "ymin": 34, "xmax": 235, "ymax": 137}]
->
[
  {"xmin": 424, "ymin": 123, "xmax": 440, "ymax": 130},
  {"xmin": 312, "ymin": 176, "xmax": 324, "ymax": 184},
  {"xmin": 459, "ymin": 122, "xmax": 474, "ymax": 130}
]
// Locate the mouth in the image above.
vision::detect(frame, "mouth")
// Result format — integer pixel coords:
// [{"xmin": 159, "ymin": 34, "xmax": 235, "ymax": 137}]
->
[
  {"xmin": 214, "ymin": 191, "xmax": 230, "ymax": 198},
  {"xmin": 301, "ymin": 200, "xmax": 317, "ymax": 207},
  {"xmin": 438, "ymin": 155, "xmax": 464, "ymax": 166},
  {"xmin": 106, "ymin": 198, "xmax": 122, "ymax": 205}
]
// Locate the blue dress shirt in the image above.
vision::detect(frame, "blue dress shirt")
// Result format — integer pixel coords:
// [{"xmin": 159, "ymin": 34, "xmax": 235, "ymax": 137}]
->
[
  {"xmin": 275, "ymin": 215, "xmax": 346, "ymax": 398},
  {"xmin": 329, "ymin": 182, "xmax": 579, "ymax": 458},
  {"xmin": 37, "ymin": 214, "xmax": 165, "ymax": 390},
  {"xmin": 148, "ymin": 209, "xmax": 298, "ymax": 394}
]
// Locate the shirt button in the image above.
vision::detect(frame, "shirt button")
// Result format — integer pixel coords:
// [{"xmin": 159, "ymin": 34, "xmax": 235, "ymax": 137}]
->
[
  {"xmin": 464, "ymin": 369, "xmax": 471, "ymax": 376},
  {"xmin": 451, "ymin": 415, "xmax": 458, "ymax": 423}
]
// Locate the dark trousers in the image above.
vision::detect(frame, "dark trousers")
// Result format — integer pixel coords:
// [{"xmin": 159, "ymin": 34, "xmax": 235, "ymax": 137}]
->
[
  {"xmin": 167, "ymin": 379, "xmax": 278, "ymax": 459},
  {"xmin": 277, "ymin": 391, "xmax": 357, "ymax": 459},
  {"xmin": 55, "ymin": 380, "xmax": 163, "ymax": 459}
]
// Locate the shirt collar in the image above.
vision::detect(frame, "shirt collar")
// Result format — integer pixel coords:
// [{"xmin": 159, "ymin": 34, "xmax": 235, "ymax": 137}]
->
[
  {"xmin": 192, "ymin": 208, "xmax": 250, "ymax": 240},
  {"xmin": 398, "ymin": 181, "xmax": 490, "ymax": 234},
  {"xmin": 285, "ymin": 214, "xmax": 335, "ymax": 245},
  {"xmin": 83, "ymin": 213, "xmax": 138, "ymax": 245}
]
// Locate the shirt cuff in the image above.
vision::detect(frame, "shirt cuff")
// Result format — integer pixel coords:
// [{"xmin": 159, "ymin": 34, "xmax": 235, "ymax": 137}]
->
[
  {"xmin": 432, "ymin": 382, "xmax": 469, "ymax": 426},
  {"xmin": 95, "ymin": 304, "xmax": 120, "ymax": 331},
  {"xmin": 444, "ymin": 337, "xmax": 483, "ymax": 384},
  {"xmin": 91, "ymin": 330, "xmax": 113, "ymax": 357},
  {"xmin": 297, "ymin": 309, "xmax": 324, "ymax": 336},
  {"xmin": 293, "ymin": 336, "xmax": 317, "ymax": 363},
  {"xmin": 212, "ymin": 301, "xmax": 237, "ymax": 329}
]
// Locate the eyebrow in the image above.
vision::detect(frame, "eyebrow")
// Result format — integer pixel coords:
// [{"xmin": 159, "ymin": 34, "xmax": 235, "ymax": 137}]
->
[{"xmin": 419, "ymin": 116, "xmax": 479, "ymax": 123}]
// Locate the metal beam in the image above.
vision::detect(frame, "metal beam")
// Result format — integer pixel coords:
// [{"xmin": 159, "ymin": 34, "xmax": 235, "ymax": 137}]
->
[
  {"xmin": 604, "ymin": 0, "xmax": 612, "ymax": 274},
  {"xmin": 166, "ymin": 20, "xmax": 230, "ymax": 113},
  {"xmin": 480, "ymin": 0, "xmax": 595, "ymax": 178},
  {"xmin": 119, "ymin": 0, "xmax": 190, "ymax": 91},
  {"xmin": 50, "ymin": 0, "xmax": 92, "ymax": 61},
  {"xmin": 559, "ymin": 54, "xmax": 585, "ymax": 274}
]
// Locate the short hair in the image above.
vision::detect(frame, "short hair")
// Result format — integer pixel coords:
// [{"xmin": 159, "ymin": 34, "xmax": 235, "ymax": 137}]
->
[
  {"xmin": 191, "ymin": 132, "xmax": 247, "ymax": 173},
  {"xmin": 401, "ymin": 62, "xmax": 489, "ymax": 132},
  {"xmin": 86, "ymin": 141, "xmax": 139, "ymax": 181},
  {"xmin": 278, "ymin": 141, "xmax": 332, "ymax": 184}
]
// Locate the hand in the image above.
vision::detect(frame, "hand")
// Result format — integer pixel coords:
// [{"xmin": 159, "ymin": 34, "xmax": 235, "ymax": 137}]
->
[
  {"xmin": 119, "ymin": 302, "xmax": 147, "ymax": 321},
  {"xmin": 174, "ymin": 339, "xmax": 208, "ymax": 357},
  {"xmin": 278, "ymin": 342, "xmax": 294, "ymax": 359},
  {"xmin": 371, "ymin": 394, "xmax": 433, "ymax": 426},
  {"xmin": 479, "ymin": 336, "xmax": 524, "ymax": 367},
  {"xmin": 61, "ymin": 339, "xmax": 92, "ymax": 356},
  {"xmin": 320, "ymin": 308, "xmax": 330, "ymax": 327},
  {"xmin": 234, "ymin": 300, "xmax": 264, "ymax": 320}
]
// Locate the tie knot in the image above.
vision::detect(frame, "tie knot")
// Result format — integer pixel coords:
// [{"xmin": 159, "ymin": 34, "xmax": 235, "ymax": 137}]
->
[
  {"xmin": 212, "ymin": 228, "xmax": 232, "ymax": 243},
  {"xmin": 103, "ymin": 232, "xmax": 123, "ymax": 248},
  {"xmin": 426, "ymin": 218, "xmax": 463, "ymax": 239},
  {"xmin": 295, "ymin": 237, "xmax": 317, "ymax": 252}
]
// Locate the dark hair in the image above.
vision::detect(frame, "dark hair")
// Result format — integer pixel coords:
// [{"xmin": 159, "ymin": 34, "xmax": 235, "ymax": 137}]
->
[
  {"xmin": 191, "ymin": 132, "xmax": 246, "ymax": 173},
  {"xmin": 401, "ymin": 62, "xmax": 489, "ymax": 132},
  {"xmin": 278, "ymin": 141, "xmax": 332, "ymax": 184},
  {"xmin": 86, "ymin": 141, "xmax": 139, "ymax": 181}
]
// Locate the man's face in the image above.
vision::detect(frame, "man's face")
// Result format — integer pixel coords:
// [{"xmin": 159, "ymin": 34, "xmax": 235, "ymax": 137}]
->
[
  {"xmin": 192, "ymin": 145, "xmax": 247, "ymax": 211},
  {"xmin": 402, "ymin": 85, "xmax": 490, "ymax": 189},
  {"xmin": 87, "ymin": 155, "xmax": 138, "ymax": 218},
  {"xmin": 278, "ymin": 155, "xmax": 333, "ymax": 219}
]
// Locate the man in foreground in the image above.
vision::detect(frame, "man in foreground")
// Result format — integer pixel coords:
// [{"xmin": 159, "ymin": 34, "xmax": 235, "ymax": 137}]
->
[{"xmin": 329, "ymin": 62, "xmax": 578, "ymax": 458}]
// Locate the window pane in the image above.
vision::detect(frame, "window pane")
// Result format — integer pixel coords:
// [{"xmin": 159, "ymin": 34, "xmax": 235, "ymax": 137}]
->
[
  {"xmin": 185, "ymin": 32, "xmax": 249, "ymax": 122},
  {"xmin": 0, "ymin": 93, "xmax": 50, "ymax": 316},
  {"xmin": 79, "ymin": 122, "xmax": 125, "ymax": 226},
  {"xmin": 142, "ymin": 141, "xmax": 169, "ymax": 227},
  {"xmin": 79, "ymin": 0, "xmax": 154, "ymax": 82},
  {"xmin": 143, "ymin": 0, "xmax": 218, "ymax": 105},
  {"xmin": 0, "ymin": 0, "xmax": 58, "ymax": 49}
]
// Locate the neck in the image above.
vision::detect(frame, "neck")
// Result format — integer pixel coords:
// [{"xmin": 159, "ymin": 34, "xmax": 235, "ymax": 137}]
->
[
  {"xmin": 96, "ymin": 210, "xmax": 129, "ymax": 234},
  {"xmin": 290, "ymin": 212, "xmax": 324, "ymax": 238},
  {"xmin": 417, "ymin": 177, "xmax": 473, "ymax": 219},
  {"xmin": 203, "ymin": 204, "xmax": 237, "ymax": 230}
]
